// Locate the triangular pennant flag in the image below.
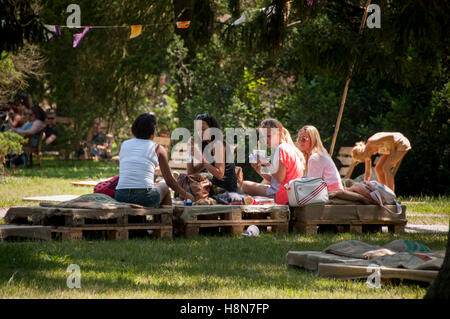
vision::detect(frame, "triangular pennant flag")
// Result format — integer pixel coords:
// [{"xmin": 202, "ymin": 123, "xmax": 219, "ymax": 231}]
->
[
  {"xmin": 73, "ymin": 27, "xmax": 91, "ymax": 48},
  {"xmin": 129, "ymin": 25, "xmax": 142, "ymax": 39},
  {"xmin": 176, "ymin": 21, "xmax": 190, "ymax": 29},
  {"xmin": 43, "ymin": 24, "xmax": 62, "ymax": 40}
]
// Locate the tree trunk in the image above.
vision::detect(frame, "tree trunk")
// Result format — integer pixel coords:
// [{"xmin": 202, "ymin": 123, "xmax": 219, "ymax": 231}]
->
[
  {"xmin": 172, "ymin": 0, "xmax": 195, "ymax": 124},
  {"xmin": 424, "ymin": 229, "xmax": 450, "ymax": 299}
]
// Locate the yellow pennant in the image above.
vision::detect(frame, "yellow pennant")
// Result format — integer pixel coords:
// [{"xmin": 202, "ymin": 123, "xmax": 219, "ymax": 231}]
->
[
  {"xmin": 176, "ymin": 21, "xmax": 191, "ymax": 29},
  {"xmin": 129, "ymin": 25, "xmax": 142, "ymax": 39}
]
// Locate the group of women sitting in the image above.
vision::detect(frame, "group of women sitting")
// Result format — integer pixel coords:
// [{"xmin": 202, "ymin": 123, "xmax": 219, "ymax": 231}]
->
[{"xmin": 115, "ymin": 113, "xmax": 346, "ymax": 207}]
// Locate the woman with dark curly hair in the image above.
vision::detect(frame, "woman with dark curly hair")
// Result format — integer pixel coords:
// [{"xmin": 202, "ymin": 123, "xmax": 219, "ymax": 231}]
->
[
  {"xmin": 187, "ymin": 113, "xmax": 238, "ymax": 193},
  {"xmin": 115, "ymin": 113, "xmax": 194, "ymax": 206}
]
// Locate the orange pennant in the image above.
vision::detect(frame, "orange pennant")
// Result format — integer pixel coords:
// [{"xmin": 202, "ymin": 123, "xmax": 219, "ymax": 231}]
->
[
  {"xmin": 176, "ymin": 21, "xmax": 191, "ymax": 29},
  {"xmin": 129, "ymin": 25, "xmax": 142, "ymax": 39}
]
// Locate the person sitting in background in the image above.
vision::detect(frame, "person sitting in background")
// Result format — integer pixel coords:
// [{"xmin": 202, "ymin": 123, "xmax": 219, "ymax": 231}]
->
[
  {"xmin": 351, "ymin": 132, "xmax": 411, "ymax": 192},
  {"xmin": 91, "ymin": 120, "xmax": 110, "ymax": 159},
  {"xmin": 242, "ymin": 118, "xmax": 305, "ymax": 204},
  {"xmin": 115, "ymin": 113, "xmax": 194, "ymax": 207},
  {"xmin": 13, "ymin": 106, "xmax": 46, "ymax": 147},
  {"xmin": 187, "ymin": 113, "xmax": 238, "ymax": 193},
  {"xmin": 6, "ymin": 104, "xmax": 24, "ymax": 130},
  {"xmin": 44, "ymin": 110, "xmax": 58, "ymax": 146},
  {"xmin": 297, "ymin": 125, "xmax": 344, "ymax": 191}
]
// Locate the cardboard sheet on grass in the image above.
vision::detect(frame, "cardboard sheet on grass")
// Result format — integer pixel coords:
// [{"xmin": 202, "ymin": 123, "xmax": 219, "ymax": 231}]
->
[
  {"xmin": 23, "ymin": 195, "xmax": 80, "ymax": 202},
  {"xmin": 6, "ymin": 193, "xmax": 170, "ymax": 222},
  {"xmin": 286, "ymin": 240, "xmax": 445, "ymax": 283},
  {"xmin": 173, "ymin": 204, "xmax": 290, "ymax": 224}
]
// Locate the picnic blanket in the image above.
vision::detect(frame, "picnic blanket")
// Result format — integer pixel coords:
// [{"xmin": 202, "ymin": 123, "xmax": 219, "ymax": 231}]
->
[
  {"xmin": 286, "ymin": 239, "xmax": 445, "ymax": 272},
  {"xmin": 39, "ymin": 193, "xmax": 144, "ymax": 210}
]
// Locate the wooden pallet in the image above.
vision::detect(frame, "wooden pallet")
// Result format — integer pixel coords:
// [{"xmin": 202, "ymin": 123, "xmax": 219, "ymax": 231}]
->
[
  {"xmin": 51, "ymin": 225, "xmax": 173, "ymax": 240},
  {"xmin": 5, "ymin": 206, "xmax": 172, "ymax": 227},
  {"xmin": 291, "ymin": 204, "xmax": 407, "ymax": 235},
  {"xmin": 173, "ymin": 205, "xmax": 290, "ymax": 237},
  {"xmin": 5, "ymin": 206, "xmax": 173, "ymax": 240},
  {"xmin": 0, "ymin": 225, "xmax": 52, "ymax": 241},
  {"xmin": 317, "ymin": 263, "xmax": 438, "ymax": 283}
]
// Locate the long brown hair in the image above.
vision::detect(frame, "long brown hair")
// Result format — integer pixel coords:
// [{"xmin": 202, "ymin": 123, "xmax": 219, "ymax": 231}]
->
[{"xmin": 260, "ymin": 118, "xmax": 305, "ymax": 166}]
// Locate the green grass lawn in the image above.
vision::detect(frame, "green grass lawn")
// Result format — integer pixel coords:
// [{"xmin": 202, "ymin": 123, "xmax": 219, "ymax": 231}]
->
[
  {"xmin": 0, "ymin": 158, "xmax": 119, "ymax": 207},
  {"xmin": 0, "ymin": 158, "xmax": 448, "ymax": 299},
  {"xmin": 0, "ymin": 232, "xmax": 447, "ymax": 299}
]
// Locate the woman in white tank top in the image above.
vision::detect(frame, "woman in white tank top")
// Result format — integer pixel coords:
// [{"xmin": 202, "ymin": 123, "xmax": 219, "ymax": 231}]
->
[{"xmin": 115, "ymin": 113, "xmax": 194, "ymax": 207}]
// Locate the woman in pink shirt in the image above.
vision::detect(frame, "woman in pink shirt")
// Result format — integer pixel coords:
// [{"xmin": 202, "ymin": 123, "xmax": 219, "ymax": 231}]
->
[
  {"xmin": 243, "ymin": 119, "xmax": 305, "ymax": 205},
  {"xmin": 297, "ymin": 125, "xmax": 344, "ymax": 191}
]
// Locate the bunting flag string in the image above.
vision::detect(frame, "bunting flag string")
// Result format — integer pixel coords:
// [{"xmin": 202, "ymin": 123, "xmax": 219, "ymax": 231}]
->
[
  {"xmin": 129, "ymin": 25, "xmax": 142, "ymax": 39},
  {"xmin": 42, "ymin": 21, "xmax": 191, "ymax": 47},
  {"xmin": 73, "ymin": 27, "xmax": 91, "ymax": 48}
]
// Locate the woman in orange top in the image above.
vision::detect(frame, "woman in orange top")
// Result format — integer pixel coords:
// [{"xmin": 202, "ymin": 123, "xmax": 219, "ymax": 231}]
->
[{"xmin": 351, "ymin": 132, "xmax": 411, "ymax": 192}]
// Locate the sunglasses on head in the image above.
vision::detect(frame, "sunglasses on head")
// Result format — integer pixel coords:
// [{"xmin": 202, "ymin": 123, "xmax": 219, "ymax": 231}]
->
[{"xmin": 196, "ymin": 113, "xmax": 209, "ymax": 120}]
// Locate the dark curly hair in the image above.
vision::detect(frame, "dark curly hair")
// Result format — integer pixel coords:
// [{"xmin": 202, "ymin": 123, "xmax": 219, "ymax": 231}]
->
[{"xmin": 131, "ymin": 113, "xmax": 157, "ymax": 139}]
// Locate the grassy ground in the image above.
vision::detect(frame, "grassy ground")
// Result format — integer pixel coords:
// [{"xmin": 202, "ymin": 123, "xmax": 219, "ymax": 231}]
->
[
  {"xmin": 0, "ymin": 158, "xmax": 448, "ymax": 298},
  {"xmin": 0, "ymin": 232, "xmax": 447, "ymax": 299}
]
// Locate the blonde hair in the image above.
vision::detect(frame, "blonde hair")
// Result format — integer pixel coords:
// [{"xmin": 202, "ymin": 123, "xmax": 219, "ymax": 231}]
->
[
  {"xmin": 260, "ymin": 118, "xmax": 305, "ymax": 166},
  {"xmin": 297, "ymin": 125, "xmax": 329, "ymax": 156},
  {"xmin": 351, "ymin": 141, "xmax": 366, "ymax": 162}
]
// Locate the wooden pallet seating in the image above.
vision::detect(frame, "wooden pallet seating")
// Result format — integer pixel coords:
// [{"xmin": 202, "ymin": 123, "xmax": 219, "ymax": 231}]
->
[
  {"xmin": 0, "ymin": 225, "xmax": 52, "ymax": 241},
  {"xmin": 291, "ymin": 204, "xmax": 407, "ymax": 235},
  {"xmin": 4, "ymin": 206, "xmax": 173, "ymax": 240},
  {"xmin": 173, "ymin": 204, "xmax": 290, "ymax": 237}
]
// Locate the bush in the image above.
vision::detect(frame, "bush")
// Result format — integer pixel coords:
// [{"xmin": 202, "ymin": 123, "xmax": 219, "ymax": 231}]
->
[{"xmin": 0, "ymin": 131, "xmax": 26, "ymax": 174}]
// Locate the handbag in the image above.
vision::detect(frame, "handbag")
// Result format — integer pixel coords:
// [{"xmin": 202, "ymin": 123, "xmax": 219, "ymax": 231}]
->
[
  {"xmin": 285, "ymin": 177, "xmax": 328, "ymax": 207},
  {"xmin": 177, "ymin": 173, "xmax": 212, "ymax": 201},
  {"xmin": 93, "ymin": 175, "xmax": 119, "ymax": 198}
]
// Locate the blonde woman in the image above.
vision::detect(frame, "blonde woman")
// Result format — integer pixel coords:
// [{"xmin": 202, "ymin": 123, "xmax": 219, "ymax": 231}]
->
[
  {"xmin": 351, "ymin": 132, "xmax": 411, "ymax": 192},
  {"xmin": 242, "ymin": 119, "xmax": 305, "ymax": 205},
  {"xmin": 297, "ymin": 125, "xmax": 344, "ymax": 191}
]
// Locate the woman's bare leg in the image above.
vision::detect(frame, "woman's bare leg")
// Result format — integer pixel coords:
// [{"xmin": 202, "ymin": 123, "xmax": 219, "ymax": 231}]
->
[
  {"xmin": 383, "ymin": 150, "xmax": 408, "ymax": 192},
  {"xmin": 375, "ymin": 155, "xmax": 388, "ymax": 185},
  {"xmin": 242, "ymin": 180, "xmax": 271, "ymax": 196},
  {"xmin": 155, "ymin": 182, "xmax": 171, "ymax": 205}
]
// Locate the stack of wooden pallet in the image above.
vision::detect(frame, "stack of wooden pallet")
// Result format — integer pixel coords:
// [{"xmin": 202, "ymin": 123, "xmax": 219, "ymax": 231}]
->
[
  {"xmin": 173, "ymin": 205, "xmax": 290, "ymax": 237},
  {"xmin": 4, "ymin": 206, "xmax": 173, "ymax": 240},
  {"xmin": 291, "ymin": 204, "xmax": 407, "ymax": 235}
]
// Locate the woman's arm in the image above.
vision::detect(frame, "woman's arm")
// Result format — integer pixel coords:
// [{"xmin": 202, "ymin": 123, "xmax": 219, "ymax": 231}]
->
[
  {"xmin": 251, "ymin": 162, "xmax": 271, "ymax": 182},
  {"xmin": 202, "ymin": 141, "xmax": 226, "ymax": 180},
  {"xmin": 187, "ymin": 137, "xmax": 205, "ymax": 174},
  {"xmin": 271, "ymin": 161, "xmax": 286, "ymax": 184},
  {"xmin": 187, "ymin": 161, "xmax": 205, "ymax": 174},
  {"xmin": 364, "ymin": 158, "xmax": 372, "ymax": 181},
  {"xmin": 15, "ymin": 120, "xmax": 44, "ymax": 137},
  {"xmin": 157, "ymin": 146, "xmax": 194, "ymax": 201}
]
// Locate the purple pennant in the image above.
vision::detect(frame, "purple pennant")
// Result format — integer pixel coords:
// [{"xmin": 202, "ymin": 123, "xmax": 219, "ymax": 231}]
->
[{"xmin": 73, "ymin": 27, "xmax": 91, "ymax": 48}]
